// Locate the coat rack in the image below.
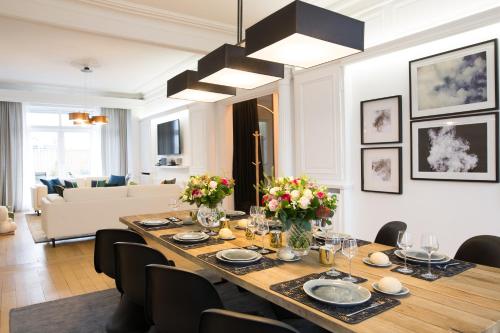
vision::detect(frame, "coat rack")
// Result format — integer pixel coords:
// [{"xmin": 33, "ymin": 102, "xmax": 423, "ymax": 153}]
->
[{"xmin": 252, "ymin": 130, "xmax": 261, "ymax": 206}]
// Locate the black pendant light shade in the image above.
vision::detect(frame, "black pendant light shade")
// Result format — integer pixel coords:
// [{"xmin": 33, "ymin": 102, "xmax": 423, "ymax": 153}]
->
[
  {"xmin": 167, "ymin": 70, "xmax": 236, "ymax": 103},
  {"xmin": 197, "ymin": 44, "xmax": 284, "ymax": 89},
  {"xmin": 245, "ymin": 0, "xmax": 364, "ymax": 68}
]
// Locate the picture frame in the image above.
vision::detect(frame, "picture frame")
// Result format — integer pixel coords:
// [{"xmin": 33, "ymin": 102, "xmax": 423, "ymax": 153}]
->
[
  {"xmin": 361, "ymin": 95, "xmax": 402, "ymax": 144},
  {"xmin": 411, "ymin": 112, "xmax": 498, "ymax": 182},
  {"xmin": 409, "ymin": 39, "xmax": 498, "ymax": 119},
  {"xmin": 361, "ymin": 147, "xmax": 402, "ymax": 194}
]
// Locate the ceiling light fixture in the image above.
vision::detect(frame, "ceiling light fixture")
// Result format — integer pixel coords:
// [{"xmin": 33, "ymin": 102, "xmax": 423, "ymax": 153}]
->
[
  {"xmin": 245, "ymin": 0, "xmax": 364, "ymax": 68},
  {"xmin": 167, "ymin": 70, "xmax": 236, "ymax": 103},
  {"xmin": 69, "ymin": 66, "xmax": 108, "ymax": 125},
  {"xmin": 196, "ymin": 0, "xmax": 284, "ymax": 90}
]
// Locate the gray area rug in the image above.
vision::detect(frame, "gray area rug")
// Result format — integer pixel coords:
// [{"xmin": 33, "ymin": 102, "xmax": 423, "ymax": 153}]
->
[
  {"xmin": 25, "ymin": 213, "xmax": 49, "ymax": 243},
  {"xmin": 10, "ymin": 289, "xmax": 120, "ymax": 333}
]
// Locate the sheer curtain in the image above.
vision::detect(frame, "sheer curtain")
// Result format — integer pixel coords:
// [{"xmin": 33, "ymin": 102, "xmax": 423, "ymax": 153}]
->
[
  {"xmin": 0, "ymin": 101, "xmax": 23, "ymax": 211},
  {"xmin": 101, "ymin": 108, "xmax": 129, "ymax": 176}
]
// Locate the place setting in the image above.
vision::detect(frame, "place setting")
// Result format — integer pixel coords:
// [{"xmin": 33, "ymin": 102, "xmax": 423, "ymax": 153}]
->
[
  {"xmin": 133, "ymin": 216, "xmax": 188, "ymax": 231},
  {"xmin": 161, "ymin": 230, "xmax": 225, "ymax": 249},
  {"xmin": 383, "ymin": 231, "xmax": 476, "ymax": 281}
]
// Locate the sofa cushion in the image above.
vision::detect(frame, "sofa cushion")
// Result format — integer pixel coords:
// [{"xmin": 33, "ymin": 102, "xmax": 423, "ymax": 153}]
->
[
  {"xmin": 64, "ymin": 180, "xmax": 78, "ymax": 188},
  {"xmin": 40, "ymin": 178, "xmax": 62, "ymax": 194},
  {"xmin": 64, "ymin": 186, "xmax": 128, "ymax": 202},
  {"xmin": 46, "ymin": 194, "xmax": 64, "ymax": 203},
  {"xmin": 91, "ymin": 180, "xmax": 106, "ymax": 187},
  {"xmin": 127, "ymin": 184, "xmax": 181, "ymax": 198},
  {"xmin": 54, "ymin": 185, "xmax": 65, "ymax": 197},
  {"xmin": 161, "ymin": 178, "xmax": 176, "ymax": 184},
  {"xmin": 108, "ymin": 175, "xmax": 126, "ymax": 186}
]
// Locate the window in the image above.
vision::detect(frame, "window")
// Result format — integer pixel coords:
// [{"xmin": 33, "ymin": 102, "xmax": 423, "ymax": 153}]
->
[{"xmin": 27, "ymin": 106, "xmax": 101, "ymax": 179}]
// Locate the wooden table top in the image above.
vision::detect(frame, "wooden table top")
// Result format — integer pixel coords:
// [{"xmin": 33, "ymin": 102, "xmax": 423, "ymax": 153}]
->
[{"xmin": 120, "ymin": 211, "xmax": 500, "ymax": 333}]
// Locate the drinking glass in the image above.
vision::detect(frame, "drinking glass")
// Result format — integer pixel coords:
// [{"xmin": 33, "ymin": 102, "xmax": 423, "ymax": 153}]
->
[
  {"xmin": 421, "ymin": 233, "xmax": 439, "ymax": 280},
  {"xmin": 168, "ymin": 198, "xmax": 179, "ymax": 211},
  {"xmin": 246, "ymin": 216, "xmax": 258, "ymax": 250},
  {"xmin": 325, "ymin": 235, "xmax": 342, "ymax": 277},
  {"xmin": 256, "ymin": 218, "xmax": 270, "ymax": 254},
  {"xmin": 310, "ymin": 220, "xmax": 322, "ymax": 250},
  {"xmin": 341, "ymin": 238, "xmax": 358, "ymax": 282},
  {"xmin": 396, "ymin": 231, "xmax": 413, "ymax": 274}
]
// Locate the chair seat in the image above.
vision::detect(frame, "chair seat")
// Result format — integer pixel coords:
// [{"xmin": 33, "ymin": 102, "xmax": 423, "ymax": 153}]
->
[{"xmin": 215, "ymin": 283, "xmax": 277, "ymax": 319}]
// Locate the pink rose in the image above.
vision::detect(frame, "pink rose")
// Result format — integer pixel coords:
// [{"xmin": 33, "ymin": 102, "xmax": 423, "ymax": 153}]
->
[
  {"xmin": 317, "ymin": 191, "xmax": 325, "ymax": 199},
  {"xmin": 221, "ymin": 178, "xmax": 229, "ymax": 186},
  {"xmin": 281, "ymin": 193, "xmax": 291, "ymax": 202},
  {"xmin": 268, "ymin": 199, "xmax": 279, "ymax": 212},
  {"xmin": 192, "ymin": 189, "xmax": 202, "ymax": 198}
]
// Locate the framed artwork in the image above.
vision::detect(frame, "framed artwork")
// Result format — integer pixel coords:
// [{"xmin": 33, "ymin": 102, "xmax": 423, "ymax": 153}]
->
[
  {"xmin": 411, "ymin": 112, "xmax": 498, "ymax": 182},
  {"xmin": 361, "ymin": 147, "xmax": 402, "ymax": 194},
  {"xmin": 361, "ymin": 95, "xmax": 402, "ymax": 144},
  {"xmin": 410, "ymin": 39, "xmax": 498, "ymax": 119}
]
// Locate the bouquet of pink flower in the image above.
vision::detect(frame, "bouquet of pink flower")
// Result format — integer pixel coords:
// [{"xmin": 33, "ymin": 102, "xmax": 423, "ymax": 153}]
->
[
  {"xmin": 180, "ymin": 175, "xmax": 235, "ymax": 208},
  {"xmin": 260, "ymin": 176, "xmax": 337, "ymax": 231}
]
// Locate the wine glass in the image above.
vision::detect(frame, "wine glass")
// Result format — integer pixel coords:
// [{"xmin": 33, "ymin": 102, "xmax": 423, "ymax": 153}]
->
[
  {"xmin": 421, "ymin": 233, "xmax": 439, "ymax": 280},
  {"xmin": 256, "ymin": 218, "xmax": 270, "ymax": 254},
  {"xmin": 325, "ymin": 235, "xmax": 342, "ymax": 277},
  {"xmin": 310, "ymin": 220, "xmax": 322, "ymax": 250},
  {"xmin": 341, "ymin": 238, "xmax": 358, "ymax": 282},
  {"xmin": 246, "ymin": 216, "xmax": 258, "ymax": 250},
  {"xmin": 250, "ymin": 205, "xmax": 259, "ymax": 223},
  {"xmin": 396, "ymin": 231, "xmax": 413, "ymax": 274}
]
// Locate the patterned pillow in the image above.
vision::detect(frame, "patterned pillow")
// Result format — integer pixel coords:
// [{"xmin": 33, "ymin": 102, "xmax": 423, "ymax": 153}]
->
[
  {"xmin": 91, "ymin": 180, "xmax": 106, "ymax": 187},
  {"xmin": 161, "ymin": 178, "xmax": 176, "ymax": 184},
  {"xmin": 64, "ymin": 180, "xmax": 78, "ymax": 188},
  {"xmin": 54, "ymin": 185, "xmax": 65, "ymax": 197}
]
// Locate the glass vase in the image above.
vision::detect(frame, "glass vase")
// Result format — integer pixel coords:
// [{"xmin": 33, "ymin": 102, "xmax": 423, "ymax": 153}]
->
[
  {"xmin": 286, "ymin": 220, "xmax": 312, "ymax": 257},
  {"xmin": 196, "ymin": 203, "xmax": 225, "ymax": 236}
]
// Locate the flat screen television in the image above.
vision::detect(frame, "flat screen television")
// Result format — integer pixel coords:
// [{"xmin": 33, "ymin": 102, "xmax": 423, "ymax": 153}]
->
[{"xmin": 157, "ymin": 119, "xmax": 181, "ymax": 155}]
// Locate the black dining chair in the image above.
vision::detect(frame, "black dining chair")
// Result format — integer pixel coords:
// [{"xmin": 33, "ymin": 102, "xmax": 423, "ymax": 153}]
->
[
  {"xmin": 145, "ymin": 264, "xmax": 224, "ymax": 333},
  {"xmin": 374, "ymin": 221, "xmax": 407, "ymax": 246},
  {"xmin": 106, "ymin": 242, "xmax": 174, "ymax": 333},
  {"xmin": 455, "ymin": 235, "xmax": 500, "ymax": 268},
  {"xmin": 199, "ymin": 309, "xmax": 299, "ymax": 333},
  {"xmin": 94, "ymin": 228, "xmax": 147, "ymax": 280}
]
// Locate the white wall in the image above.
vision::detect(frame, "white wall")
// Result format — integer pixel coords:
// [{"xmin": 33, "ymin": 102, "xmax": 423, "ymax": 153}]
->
[{"xmin": 344, "ymin": 23, "xmax": 500, "ymax": 255}]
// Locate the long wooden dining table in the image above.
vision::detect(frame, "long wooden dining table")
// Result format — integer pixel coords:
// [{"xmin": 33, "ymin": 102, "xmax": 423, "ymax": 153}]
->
[{"xmin": 120, "ymin": 210, "xmax": 500, "ymax": 333}]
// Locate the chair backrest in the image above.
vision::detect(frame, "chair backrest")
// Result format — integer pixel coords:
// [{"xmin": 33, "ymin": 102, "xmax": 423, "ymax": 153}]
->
[
  {"xmin": 199, "ymin": 309, "xmax": 299, "ymax": 333},
  {"xmin": 374, "ymin": 221, "xmax": 407, "ymax": 246},
  {"xmin": 94, "ymin": 229, "xmax": 146, "ymax": 279},
  {"xmin": 145, "ymin": 265, "xmax": 223, "ymax": 333},
  {"xmin": 114, "ymin": 242, "xmax": 172, "ymax": 306},
  {"xmin": 455, "ymin": 235, "xmax": 500, "ymax": 268}
]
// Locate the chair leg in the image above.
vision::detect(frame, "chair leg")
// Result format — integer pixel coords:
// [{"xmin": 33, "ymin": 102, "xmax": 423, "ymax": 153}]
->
[
  {"xmin": 106, "ymin": 295, "xmax": 150, "ymax": 333},
  {"xmin": 51, "ymin": 238, "xmax": 56, "ymax": 248}
]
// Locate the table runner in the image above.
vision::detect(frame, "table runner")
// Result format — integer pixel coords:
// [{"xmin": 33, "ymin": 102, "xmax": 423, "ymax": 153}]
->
[
  {"xmin": 160, "ymin": 234, "xmax": 225, "ymax": 249},
  {"xmin": 197, "ymin": 249, "xmax": 283, "ymax": 275},
  {"xmin": 381, "ymin": 249, "xmax": 476, "ymax": 281},
  {"xmin": 270, "ymin": 272, "xmax": 400, "ymax": 324}
]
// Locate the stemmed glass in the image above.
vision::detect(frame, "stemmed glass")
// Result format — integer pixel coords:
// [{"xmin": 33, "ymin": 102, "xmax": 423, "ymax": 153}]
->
[
  {"xmin": 256, "ymin": 218, "xmax": 270, "ymax": 254},
  {"xmin": 341, "ymin": 238, "xmax": 358, "ymax": 283},
  {"xmin": 246, "ymin": 210, "xmax": 258, "ymax": 250},
  {"xmin": 325, "ymin": 235, "xmax": 342, "ymax": 277},
  {"xmin": 310, "ymin": 220, "xmax": 322, "ymax": 250},
  {"xmin": 421, "ymin": 233, "xmax": 439, "ymax": 280},
  {"xmin": 396, "ymin": 231, "xmax": 413, "ymax": 274}
]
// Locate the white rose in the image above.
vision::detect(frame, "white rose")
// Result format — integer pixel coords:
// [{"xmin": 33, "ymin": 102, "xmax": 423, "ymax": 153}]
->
[
  {"xmin": 290, "ymin": 190, "xmax": 300, "ymax": 200},
  {"xmin": 268, "ymin": 199, "xmax": 279, "ymax": 212},
  {"xmin": 298, "ymin": 196, "xmax": 310, "ymax": 209},
  {"xmin": 303, "ymin": 189, "xmax": 313, "ymax": 199},
  {"xmin": 269, "ymin": 187, "xmax": 280, "ymax": 196},
  {"xmin": 209, "ymin": 181, "xmax": 218, "ymax": 189}
]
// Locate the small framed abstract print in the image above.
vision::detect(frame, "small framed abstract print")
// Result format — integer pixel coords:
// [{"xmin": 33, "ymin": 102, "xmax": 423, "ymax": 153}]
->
[
  {"xmin": 361, "ymin": 147, "xmax": 402, "ymax": 194},
  {"xmin": 361, "ymin": 95, "xmax": 402, "ymax": 144}
]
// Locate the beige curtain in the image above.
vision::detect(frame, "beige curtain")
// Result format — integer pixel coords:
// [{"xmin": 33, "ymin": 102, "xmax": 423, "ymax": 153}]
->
[
  {"xmin": 0, "ymin": 101, "xmax": 23, "ymax": 211},
  {"xmin": 101, "ymin": 108, "xmax": 129, "ymax": 176}
]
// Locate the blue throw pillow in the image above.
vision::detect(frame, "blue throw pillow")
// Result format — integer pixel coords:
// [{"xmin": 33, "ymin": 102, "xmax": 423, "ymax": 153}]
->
[
  {"xmin": 40, "ymin": 179, "xmax": 54, "ymax": 194},
  {"xmin": 50, "ymin": 178, "xmax": 63, "ymax": 187},
  {"xmin": 107, "ymin": 175, "xmax": 126, "ymax": 186},
  {"xmin": 64, "ymin": 180, "xmax": 78, "ymax": 188}
]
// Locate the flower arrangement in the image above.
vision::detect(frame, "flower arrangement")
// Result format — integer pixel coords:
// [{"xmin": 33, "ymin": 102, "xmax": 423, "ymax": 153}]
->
[
  {"xmin": 261, "ymin": 176, "xmax": 337, "ymax": 230},
  {"xmin": 180, "ymin": 175, "xmax": 235, "ymax": 208}
]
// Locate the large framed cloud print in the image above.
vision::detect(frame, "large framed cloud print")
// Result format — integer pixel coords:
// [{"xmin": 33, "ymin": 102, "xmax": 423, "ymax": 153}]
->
[
  {"xmin": 411, "ymin": 113, "xmax": 498, "ymax": 182},
  {"xmin": 410, "ymin": 39, "xmax": 498, "ymax": 119}
]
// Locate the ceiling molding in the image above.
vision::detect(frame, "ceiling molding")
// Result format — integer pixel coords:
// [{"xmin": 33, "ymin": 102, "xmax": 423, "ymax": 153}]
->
[{"xmin": 76, "ymin": 0, "xmax": 235, "ymax": 34}]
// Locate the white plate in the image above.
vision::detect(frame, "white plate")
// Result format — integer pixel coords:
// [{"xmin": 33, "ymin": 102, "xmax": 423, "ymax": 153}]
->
[
  {"xmin": 404, "ymin": 250, "xmax": 446, "ymax": 261},
  {"xmin": 394, "ymin": 250, "xmax": 451, "ymax": 264},
  {"xmin": 226, "ymin": 210, "xmax": 246, "ymax": 217},
  {"xmin": 219, "ymin": 249, "xmax": 260, "ymax": 261},
  {"xmin": 372, "ymin": 282, "xmax": 410, "ymax": 296},
  {"xmin": 362, "ymin": 257, "xmax": 392, "ymax": 267},
  {"xmin": 303, "ymin": 279, "xmax": 371, "ymax": 306},
  {"xmin": 173, "ymin": 232, "xmax": 209, "ymax": 243},
  {"xmin": 141, "ymin": 219, "xmax": 168, "ymax": 226},
  {"xmin": 175, "ymin": 231, "xmax": 207, "ymax": 240},
  {"xmin": 216, "ymin": 250, "xmax": 262, "ymax": 264},
  {"xmin": 278, "ymin": 255, "xmax": 301, "ymax": 262}
]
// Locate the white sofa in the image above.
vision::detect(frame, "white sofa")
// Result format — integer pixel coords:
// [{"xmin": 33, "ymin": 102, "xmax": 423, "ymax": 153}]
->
[
  {"xmin": 31, "ymin": 177, "xmax": 108, "ymax": 215},
  {"xmin": 41, "ymin": 184, "xmax": 189, "ymax": 244}
]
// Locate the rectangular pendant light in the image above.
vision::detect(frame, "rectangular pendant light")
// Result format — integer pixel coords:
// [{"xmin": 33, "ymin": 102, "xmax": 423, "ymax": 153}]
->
[
  {"xmin": 245, "ymin": 0, "xmax": 364, "ymax": 68},
  {"xmin": 167, "ymin": 70, "xmax": 236, "ymax": 103},
  {"xmin": 197, "ymin": 44, "xmax": 284, "ymax": 90}
]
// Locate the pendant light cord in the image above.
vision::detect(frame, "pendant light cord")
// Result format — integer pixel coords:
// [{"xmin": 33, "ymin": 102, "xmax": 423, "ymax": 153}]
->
[{"xmin": 237, "ymin": 0, "xmax": 243, "ymax": 45}]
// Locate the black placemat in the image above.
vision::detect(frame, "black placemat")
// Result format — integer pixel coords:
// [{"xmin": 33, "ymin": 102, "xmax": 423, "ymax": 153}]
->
[
  {"xmin": 241, "ymin": 245, "xmax": 277, "ymax": 255},
  {"xmin": 133, "ymin": 220, "xmax": 185, "ymax": 231},
  {"xmin": 197, "ymin": 249, "xmax": 284, "ymax": 275},
  {"xmin": 160, "ymin": 234, "xmax": 225, "ymax": 249},
  {"xmin": 381, "ymin": 249, "xmax": 476, "ymax": 281},
  {"xmin": 270, "ymin": 272, "xmax": 400, "ymax": 324}
]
